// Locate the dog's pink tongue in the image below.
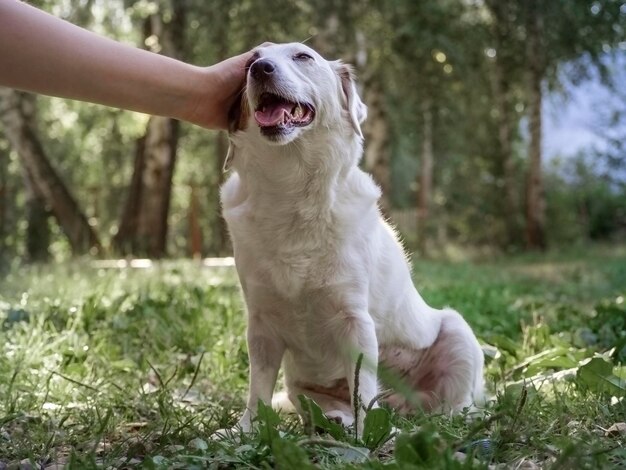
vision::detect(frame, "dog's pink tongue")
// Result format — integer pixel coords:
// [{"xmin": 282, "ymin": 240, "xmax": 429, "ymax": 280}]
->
[{"xmin": 254, "ymin": 103, "xmax": 292, "ymax": 127}]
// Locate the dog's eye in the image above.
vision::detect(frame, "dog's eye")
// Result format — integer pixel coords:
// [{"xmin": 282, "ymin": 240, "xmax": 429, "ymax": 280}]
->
[{"xmin": 293, "ymin": 52, "xmax": 313, "ymax": 61}]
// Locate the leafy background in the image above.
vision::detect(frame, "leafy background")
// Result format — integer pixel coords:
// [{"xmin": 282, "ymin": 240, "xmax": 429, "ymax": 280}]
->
[
  {"xmin": 0, "ymin": 0, "xmax": 624, "ymax": 260},
  {"xmin": 0, "ymin": 0, "xmax": 625, "ymax": 468}
]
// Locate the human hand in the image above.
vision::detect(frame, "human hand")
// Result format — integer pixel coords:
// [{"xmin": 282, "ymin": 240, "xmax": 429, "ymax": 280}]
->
[
  {"xmin": 0, "ymin": 2, "xmax": 265, "ymax": 131},
  {"xmin": 184, "ymin": 51, "xmax": 253, "ymax": 130}
]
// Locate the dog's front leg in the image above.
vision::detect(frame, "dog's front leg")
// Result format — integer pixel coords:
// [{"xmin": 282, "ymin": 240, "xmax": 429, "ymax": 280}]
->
[
  {"xmin": 336, "ymin": 310, "xmax": 379, "ymax": 436},
  {"xmin": 238, "ymin": 315, "xmax": 285, "ymax": 432}
]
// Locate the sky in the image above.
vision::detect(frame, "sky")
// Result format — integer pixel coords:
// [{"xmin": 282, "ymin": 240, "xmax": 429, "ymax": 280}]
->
[{"xmin": 543, "ymin": 51, "xmax": 625, "ymax": 163}]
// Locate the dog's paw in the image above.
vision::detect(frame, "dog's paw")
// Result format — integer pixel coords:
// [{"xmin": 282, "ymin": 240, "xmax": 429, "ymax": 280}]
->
[
  {"xmin": 211, "ymin": 424, "xmax": 255, "ymax": 443},
  {"xmin": 325, "ymin": 409, "xmax": 355, "ymax": 427},
  {"xmin": 212, "ymin": 413, "xmax": 255, "ymax": 442},
  {"xmin": 212, "ymin": 427, "xmax": 238, "ymax": 441}
]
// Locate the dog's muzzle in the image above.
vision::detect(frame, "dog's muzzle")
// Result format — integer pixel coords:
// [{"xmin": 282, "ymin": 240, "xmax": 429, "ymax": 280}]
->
[
  {"xmin": 254, "ymin": 92, "xmax": 315, "ymax": 130},
  {"xmin": 250, "ymin": 58, "xmax": 276, "ymax": 82},
  {"xmin": 249, "ymin": 59, "xmax": 316, "ymax": 138}
]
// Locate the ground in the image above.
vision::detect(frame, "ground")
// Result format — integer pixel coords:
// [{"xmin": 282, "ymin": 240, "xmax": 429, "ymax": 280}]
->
[{"xmin": 0, "ymin": 245, "xmax": 625, "ymax": 469}]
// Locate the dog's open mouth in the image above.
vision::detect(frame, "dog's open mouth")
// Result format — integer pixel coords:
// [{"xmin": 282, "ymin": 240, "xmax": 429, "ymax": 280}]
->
[{"xmin": 254, "ymin": 93, "xmax": 315, "ymax": 136}]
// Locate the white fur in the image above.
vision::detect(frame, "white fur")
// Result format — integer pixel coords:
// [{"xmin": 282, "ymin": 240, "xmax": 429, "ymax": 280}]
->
[{"xmin": 220, "ymin": 43, "xmax": 484, "ymax": 434}]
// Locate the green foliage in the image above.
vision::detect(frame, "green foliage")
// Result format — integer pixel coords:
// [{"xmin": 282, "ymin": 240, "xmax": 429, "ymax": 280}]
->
[
  {"xmin": 394, "ymin": 427, "xmax": 449, "ymax": 468},
  {"xmin": 0, "ymin": 247, "xmax": 625, "ymax": 467},
  {"xmin": 362, "ymin": 408, "xmax": 393, "ymax": 451},
  {"xmin": 576, "ymin": 356, "xmax": 626, "ymax": 396},
  {"xmin": 273, "ymin": 438, "xmax": 317, "ymax": 469},
  {"xmin": 257, "ymin": 399, "xmax": 281, "ymax": 446},
  {"xmin": 589, "ymin": 298, "xmax": 626, "ymax": 361},
  {"xmin": 545, "ymin": 154, "xmax": 626, "ymax": 245},
  {"xmin": 299, "ymin": 395, "xmax": 346, "ymax": 440},
  {"xmin": 1, "ymin": 1, "xmax": 624, "ymax": 259}
]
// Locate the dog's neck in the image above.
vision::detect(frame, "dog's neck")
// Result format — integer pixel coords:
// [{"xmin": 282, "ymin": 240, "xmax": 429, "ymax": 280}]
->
[{"xmin": 231, "ymin": 129, "xmax": 363, "ymax": 200}]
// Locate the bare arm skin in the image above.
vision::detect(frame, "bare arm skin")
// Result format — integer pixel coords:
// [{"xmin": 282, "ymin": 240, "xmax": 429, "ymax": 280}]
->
[{"xmin": 0, "ymin": 1, "xmax": 251, "ymax": 130}]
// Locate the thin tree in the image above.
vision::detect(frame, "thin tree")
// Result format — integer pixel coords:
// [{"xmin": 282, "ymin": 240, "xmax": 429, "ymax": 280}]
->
[
  {"xmin": 485, "ymin": 0, "xmax": 524, "ymax": 247},
  {"xmin": 524, "ymin": 0, "xmax": 546, "ymax": 249},
  {"xmin": 0, "ymin": 89, "xmax": 101, "ymax": 255},
  {"xmin": 114, "ymin": 0, "xmax": 187, "ymax": 257}
]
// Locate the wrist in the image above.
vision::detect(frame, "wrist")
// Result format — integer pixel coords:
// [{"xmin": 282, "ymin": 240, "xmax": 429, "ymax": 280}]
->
[
  {"xmin": 173, "ymin": 52, "xmax": 251, "ymax": 130},
  {"xmin": 174, "ymin": 64, "xmax": 209, "ymax": 124}
]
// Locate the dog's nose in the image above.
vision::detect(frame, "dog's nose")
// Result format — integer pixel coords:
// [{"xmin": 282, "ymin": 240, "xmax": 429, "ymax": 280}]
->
[{"xmin": 250, "ymin": 59, "xmax": 276, "ymax": 79}]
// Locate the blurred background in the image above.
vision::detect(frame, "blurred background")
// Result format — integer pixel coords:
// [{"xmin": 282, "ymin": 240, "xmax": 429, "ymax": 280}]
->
[{"xmin": 0, "ymin": 0, "xmax": 624, "ymax": 264}]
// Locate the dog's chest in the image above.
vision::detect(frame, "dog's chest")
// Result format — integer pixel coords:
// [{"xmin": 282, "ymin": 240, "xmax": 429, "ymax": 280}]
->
[{"xmin": 228, "ymin": 199, "xmax": 342, "ymax": 298}]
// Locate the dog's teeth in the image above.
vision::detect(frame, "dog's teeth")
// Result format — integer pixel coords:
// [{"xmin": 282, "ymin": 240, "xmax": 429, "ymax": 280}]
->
[{"xmin": 294, "ymin": 104, "xmax": 302, "ymax": 118}]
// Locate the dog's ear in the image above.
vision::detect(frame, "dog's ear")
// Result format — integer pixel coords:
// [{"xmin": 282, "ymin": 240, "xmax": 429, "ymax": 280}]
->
[
  {"xmin": 223, "ymin": 141, "xmax": 235, "ymax": 172},
  {"xmin": 333, "ymin": 61, "xmax": 367, "ymax": 139},
  {"xmin": 224, "ymin": 90, "xmax": 249, "ymax": 172},
  {"xmin": 228, "ymin": 89, "xmax": 250, "ymax": 134}
]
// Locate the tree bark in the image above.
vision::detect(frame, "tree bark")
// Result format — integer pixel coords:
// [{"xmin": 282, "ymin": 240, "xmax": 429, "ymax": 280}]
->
[
  {"xmin": 485, "ymin": 0, "xmax": 523, "ymax": 248},
  {"xmin": 525, "ymin": 1, "xmax": 547, "ymax": 250},
  {"xmin": 354, "ymin": 32, "xmax": 391, "ymax": 215},
  {"xmin": 138, "ymin": 116, "xmax": 179, "ymax": 256},
  {"xmin": 113, "ymin": 134, "xmax": 145, "ymax": 254},
  {"xmin": 313, "ymin": 17, "xmax": 392, "ymax": 213},
  {"xmin": 491, "ymin": 56, "xmax": 521, "ymax": 247},
  {"xmin": 417, "ymin": 96, "xmax": 434, "ymax": 254},
  {"xmin": 362, "ymin": 81, "xmax": 391, "ymax": 214},
  {"xmin": 188, "ymin": 183, "xmax": 202, "ymax": 259},
  {"xmin": 488, "ymin": 2, "xmax": 521, "ymax": 247},
  {"xmin": 0, "ymin": 89, "xmax": 101, "ymax": 255},
  {"xmin": 113, "ymin": 1, "xmax": 185, "ymax": 257},
  {"xmin": 22, "ymin": 166, "xmax": 51, "ymax": 262}
]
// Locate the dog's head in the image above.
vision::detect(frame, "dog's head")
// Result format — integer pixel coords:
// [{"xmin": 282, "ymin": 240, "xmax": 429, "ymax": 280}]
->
[{"xmin": 231, "ymin": 43, "xmax": 367, "ymax": 146}]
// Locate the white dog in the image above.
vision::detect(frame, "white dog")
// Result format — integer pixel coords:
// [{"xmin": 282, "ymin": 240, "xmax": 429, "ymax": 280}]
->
[{"xmin": 220, "ymin": 43, "xmax": 484, "ymax": 434}]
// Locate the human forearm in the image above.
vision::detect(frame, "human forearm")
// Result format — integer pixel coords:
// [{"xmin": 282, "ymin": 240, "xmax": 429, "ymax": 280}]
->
[{"xmin": 0, "ymin": 1, "xmax": 250, "ymax": 129}]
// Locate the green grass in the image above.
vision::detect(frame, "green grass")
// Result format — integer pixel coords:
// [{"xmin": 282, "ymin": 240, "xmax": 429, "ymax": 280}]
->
[{"xmin": 0, "ymin": 245, "xmax": 625, "ymax": 469}]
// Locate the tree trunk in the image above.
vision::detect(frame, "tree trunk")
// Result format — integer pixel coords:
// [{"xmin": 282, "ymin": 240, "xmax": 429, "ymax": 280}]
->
[
  {"xmin": 313, "ymin": 11, "xmax": 341, "ymax": 56},
  {"xmin": 312, "ymin": 17, "xmax": 392, "ymax": 214},
  {"xmin": 417, "ymin": 96, "xmax": 434, "ymax": 254},
  {"xmin": 487, "ymin": 1, "xmax": 521, "ymax": 248},
  {"xmin": 491, "ymin": 57, "xmax": 521, "ymax": 248},
  {"xmin": 113, "ymin": 2, "xmax": 185, "ymax": 257},
  {"xmin": 0, "ymin": 89, "xmax": 101, "ymax": 255},
  {"xmin": 353, "ymin": 32, "xmax": 391, "ymax": 216},
  {"xmin": 22, "ymin": 166, "xmax": 51, "ymax": 262},
  {"xmin": 362, "ymin": 81, "xmax": 391, "ymax": 214},
  {"xmin": 137, "ymin": 116, "xmax": 179, "ymax": 256},
  {"xmin": 113, "ymin": 134, "xmax": 145, "ymax": 254},
  {"xmin": 188, "ymin": 183, "xmax": 202, "ymax": 259},
  {"xmin": 525, "ymin": 2, "xmax": 547, "ymax": 250}
]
